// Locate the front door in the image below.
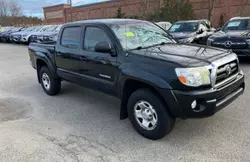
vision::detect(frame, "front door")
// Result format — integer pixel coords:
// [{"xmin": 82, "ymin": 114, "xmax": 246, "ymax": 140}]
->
[
  {"xmin": 79, "ymin": 26, "xmax": 118, "ymax": 96},
  {"xmin": 55, "ymin": 26, "xmax": 83, "ymax": 83}
]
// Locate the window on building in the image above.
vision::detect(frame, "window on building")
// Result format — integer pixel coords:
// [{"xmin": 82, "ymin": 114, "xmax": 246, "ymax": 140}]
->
[
  {"xmin": 84, "ymin": 27, "xmax": 111, "ymax": 52},
  {"xmin": 61, "ymin": 27, "xmax": 81, "ymax": 49}
]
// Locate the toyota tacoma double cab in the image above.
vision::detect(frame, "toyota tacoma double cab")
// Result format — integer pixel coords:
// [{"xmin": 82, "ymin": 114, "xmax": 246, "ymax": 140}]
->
[{"xmin": 28, "ymin": 19, "xmax": 245, "ymax": 140}]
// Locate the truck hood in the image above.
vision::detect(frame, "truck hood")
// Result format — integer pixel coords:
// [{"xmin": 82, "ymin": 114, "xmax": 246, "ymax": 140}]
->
[{"xmin": 130, "ymin": 43, "xmax": 232, "ymax": 67}]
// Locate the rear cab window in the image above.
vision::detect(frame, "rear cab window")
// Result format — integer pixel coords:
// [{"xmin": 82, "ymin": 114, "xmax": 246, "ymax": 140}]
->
[{"xmin": 61, "ymin": 26, "xmax": 81, "ymax": 49}]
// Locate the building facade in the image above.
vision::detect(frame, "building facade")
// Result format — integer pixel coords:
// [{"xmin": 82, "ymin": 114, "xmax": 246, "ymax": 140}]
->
[{"xmin": 43, "ymin": 0, "xmax": 250, "ymax": 27}]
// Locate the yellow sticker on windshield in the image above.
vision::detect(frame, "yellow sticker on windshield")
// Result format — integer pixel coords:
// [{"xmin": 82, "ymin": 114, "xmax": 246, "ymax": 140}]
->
[{"xmin": 125, "ymin": 32, "xmax": 135, "ymax": 37}]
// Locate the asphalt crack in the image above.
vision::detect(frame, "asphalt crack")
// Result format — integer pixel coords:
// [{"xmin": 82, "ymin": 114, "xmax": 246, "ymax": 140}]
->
[{"xmin": 42, "ymin": 133, "xmax": 121, "ymax": 162}]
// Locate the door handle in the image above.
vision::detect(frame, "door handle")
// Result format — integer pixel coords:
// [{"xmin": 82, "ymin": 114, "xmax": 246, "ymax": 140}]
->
[
  {"xmin": 57, "ymin": 52, "xmax": 63, "ymax": 56},
  {"xmin": 80, "ymin": 56, "xmax": 88, "ymax": 61}
]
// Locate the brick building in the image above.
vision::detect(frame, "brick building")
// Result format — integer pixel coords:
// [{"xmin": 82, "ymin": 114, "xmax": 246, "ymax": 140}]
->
[{"xmin": 43, "ymin": 0, "xmax": 250, "ymax": 27}]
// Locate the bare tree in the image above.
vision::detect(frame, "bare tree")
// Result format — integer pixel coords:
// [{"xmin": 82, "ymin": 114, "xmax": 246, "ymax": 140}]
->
[
  {"xmin": 9, "ymin": 0, "xmax": 21, "ymax": 17},
  {"xmin": 0, "ymin": 0, "xmax": 8, "ymax": 25},
  {"xmin": 151, "ymin": 0, "xmax": 194, "ymax": 23},
  {"xmin": 0, "ymin": 0, "xmax": 7, "ymax": 17},
  {"xmin": 143, "ymin": 0, "xmax": 149, "ymax": 18},
  {"xmin": 8, "ymin": 0, "xmax": 21, "ymax": 25},
  {"xmin": 208, "ymin": 0, "xmax": 216, "ymax": 22},
  {"xmin": 239, "ymin": 0, "xmax": 250, "ymax": 16}
]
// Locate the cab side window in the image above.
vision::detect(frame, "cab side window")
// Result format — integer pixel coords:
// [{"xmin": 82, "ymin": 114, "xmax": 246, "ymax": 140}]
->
[
  {"xmin": 61, "ymin": 27, "xmax": 81, "ymax": 49},
  {"xmin": 84, "ymin": 27, "xmax": 111, "ymax": 52}
]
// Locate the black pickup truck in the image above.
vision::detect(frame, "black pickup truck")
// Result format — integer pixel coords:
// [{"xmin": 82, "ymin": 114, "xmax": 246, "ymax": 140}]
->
[{"xmin": 28, "ymin": 19, "xmax": 245, "ymax": 140}]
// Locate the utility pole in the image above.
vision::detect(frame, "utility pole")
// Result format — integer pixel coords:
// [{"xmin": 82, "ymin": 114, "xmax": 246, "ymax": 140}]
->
[{"xmin": 68, "ymin": 0, "xmax": 73, "ymax": 22}]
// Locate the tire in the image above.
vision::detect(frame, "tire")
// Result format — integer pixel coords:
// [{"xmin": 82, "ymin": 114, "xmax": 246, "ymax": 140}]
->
[
  {"xmin": 127, "ymin": 89, "xmax": 175, "ymax": 140},
  {"xmin": 39, "ymin": 66, "xmax": 61, "ymax": 96}
]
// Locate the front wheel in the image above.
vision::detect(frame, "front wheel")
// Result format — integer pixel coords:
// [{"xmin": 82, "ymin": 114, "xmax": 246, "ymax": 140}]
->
[
  {"xmin": 127, "ymin": 89, "xmax": 175, "ymax": 140},
  {"xmin": 39, "ymin": 66, "xmax": 61, "ymax": 96}
]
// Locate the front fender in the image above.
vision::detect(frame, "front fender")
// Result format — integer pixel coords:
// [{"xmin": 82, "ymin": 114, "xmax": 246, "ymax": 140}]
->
[{"xmin": 118, "ymin": 68, "xmax": 172, "ymax": 97}]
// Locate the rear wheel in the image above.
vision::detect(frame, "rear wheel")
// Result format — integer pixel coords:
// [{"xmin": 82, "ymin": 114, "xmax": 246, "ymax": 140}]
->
[
  {"xmin": 127, "ymin": 89, "xmax": 175, "ymax": 140},
  {"xmin": 39, "ymin": 66, "xmax": 61, "ymax": 96}
]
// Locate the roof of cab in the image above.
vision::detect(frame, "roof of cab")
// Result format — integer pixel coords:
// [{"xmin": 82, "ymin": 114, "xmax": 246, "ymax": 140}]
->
[
  {"xmin": 230, "ymin": 16, "xmax": 250, "ymax": 20},
  {"xmin": 175, "ymin": 19, "xmax": 209, "ymax": 23},
  {"xmin": 64, "ymin": 18, "xmax": 146, "ymax": 26}
]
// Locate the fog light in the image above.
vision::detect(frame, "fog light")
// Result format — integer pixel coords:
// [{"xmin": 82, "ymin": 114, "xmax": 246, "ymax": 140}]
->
[{"xmin": 191, "ymin": 100, "xmax": 197, "ymax": 109}]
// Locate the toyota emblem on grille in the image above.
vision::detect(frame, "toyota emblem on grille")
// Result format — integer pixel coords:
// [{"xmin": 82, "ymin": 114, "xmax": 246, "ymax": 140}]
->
[
  {"xmin": 224, "ymin": 41, "xmax": 232, "ymax": 47},
  {"xmin": 225, "ymin": 65, "xmax": 232, "ymax": 76}
]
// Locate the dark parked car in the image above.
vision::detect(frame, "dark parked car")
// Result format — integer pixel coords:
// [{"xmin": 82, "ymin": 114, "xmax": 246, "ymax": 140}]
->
[
  {"xmin": 169, "ymin": 19, "xmax": 215, "ymax": 44},
  {"xmin": 0, "ymin": 27, "xmax": 26, "ymax": 42},
  {"xmin": 207, "ymin": 17, "xmax": 250, "ymax": 57},
  {"xmin": 28, "ymin": 19, "xmax": 244, "ymax": 140},
  {"xmin": 0, "ymin": 27, "xmax": 13, "ymax": 40}
]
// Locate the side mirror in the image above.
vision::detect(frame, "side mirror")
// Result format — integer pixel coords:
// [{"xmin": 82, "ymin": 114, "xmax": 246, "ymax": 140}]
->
[{"xmin": 94, "ymin": 41, "xmax": 113, "ymax": 53}]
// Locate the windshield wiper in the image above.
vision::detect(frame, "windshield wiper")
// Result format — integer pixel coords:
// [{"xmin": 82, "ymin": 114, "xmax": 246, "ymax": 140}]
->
[{"xmin": 131, "ymin": 42, "xmax": 171, "ymax": 51}]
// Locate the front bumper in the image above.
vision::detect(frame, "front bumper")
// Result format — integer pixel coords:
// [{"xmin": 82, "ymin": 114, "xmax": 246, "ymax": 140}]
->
[
  {"xmin": 159, "ymin": 71, "xmax": 245, "ymax": 119},
  {"xmin": 12, "ymin": 36, "xmax": 21, "ymax": 42},
  {"xmin": 20, "ymin": 37, "xmax": 29, "ymax": 43}
]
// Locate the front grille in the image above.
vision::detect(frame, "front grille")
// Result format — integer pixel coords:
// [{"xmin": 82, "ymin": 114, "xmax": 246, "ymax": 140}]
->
[
  {"xmin": 13, "ymin": 35, "xmax": 21, "ymax": 41},
  {"xmin": 43, "ymin": 35, "xmax": 49, "ymax": 41},
  {"xmin": 30, "ymin": 35, "xmax": 37, "ymax": 42},
  {"xmin": 212, "ymin": 37, "xmax": 248, "ymax": 49},
  {"xmin": 215, "ymin": 60, "xmax": 239, "ymax": 85}
]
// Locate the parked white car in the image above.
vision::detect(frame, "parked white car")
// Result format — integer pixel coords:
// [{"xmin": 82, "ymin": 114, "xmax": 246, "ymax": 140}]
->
[{"xmin": 156, "ymin": 22, "xmax": 172, "ymax": 30}]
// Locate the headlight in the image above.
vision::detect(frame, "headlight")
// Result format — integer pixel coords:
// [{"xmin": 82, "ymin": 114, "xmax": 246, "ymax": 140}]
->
[
  {"xmin": 246, "ymin": 39, "xmax": 250, "ymax": 45},
  {"xmin": 178, "ymin": 37, "xmax": 194, "ymax": 43},
  {"xmin": 175, "ymin": 67, "xmax": 211, "ymax": 87},
  {"xmin": 207, "ymin": 38, "xmax": 214, "ymax": 45},
  {"xmin": 49, "ymin": 35, "xmax": 57, "ymax": 41},
  {"xmin": 49, "ymin": 35, "xmax": 55, "ymax": 39}
]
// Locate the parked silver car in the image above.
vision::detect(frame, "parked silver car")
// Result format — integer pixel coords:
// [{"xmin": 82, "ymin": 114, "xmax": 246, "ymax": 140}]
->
[
  {"xmin": 10, "ymin": 25, "xmax": 52, "ymax": 44},
  {"xmin": 30, "ymin": 25, "xmax": 62, "ymax": 43}
]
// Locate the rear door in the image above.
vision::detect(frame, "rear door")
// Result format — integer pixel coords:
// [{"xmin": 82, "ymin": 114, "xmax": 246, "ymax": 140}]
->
[
  {"xmin": 55, "ymin": 26, "xmax": 83, "ymax": 83},
  {"xmin": 78, "ymin": 25, "xmax": 118, "ymax": 96}
]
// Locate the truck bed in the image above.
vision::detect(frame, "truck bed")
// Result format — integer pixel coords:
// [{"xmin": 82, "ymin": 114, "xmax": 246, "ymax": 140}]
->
[{"xmin": 28, "ymin": 42, "xmax": 56, "ymax": 69}]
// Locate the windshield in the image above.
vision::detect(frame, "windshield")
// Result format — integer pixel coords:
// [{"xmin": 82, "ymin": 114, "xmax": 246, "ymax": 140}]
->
[
  {"xmin": 169, "ymin": 22, "xmax": 199, "ymax": 32},
  {"xmin": 25, "ymin": 27, "xmax": 35, "ymax": 32},
  {"xmin": 21, "ymin": 27, "xmax": 27, "ymax": 31},
  {"xmin": 6, "ymin": 27, "xmax": 12, "ymax": 32},
  {"xmin": 222, "ymin": 19, "xmax": 250, "ymax": 31},
  {"xmin": 10, "ymin": 27, "xmax": 21, "ymax": 32},
  {"xmin": 41, "ymin": 26, "xmax": 57, "ymax": 32},
  {"xmin": 109, "ymin": 21, "xmax": 174, "ymax": 50},
  {"xmin": 32, "ymin": 26, "xmax": 42, "ymax": 32},
  {"xmin": 55, "ymin": 25, "xmax": 62, "ymax": 32}
]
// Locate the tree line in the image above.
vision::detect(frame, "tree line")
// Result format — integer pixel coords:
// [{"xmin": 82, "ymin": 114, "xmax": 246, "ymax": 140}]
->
[{"xmin": 0, "ymin": 0, "xmax": 42, "ymax": 27}]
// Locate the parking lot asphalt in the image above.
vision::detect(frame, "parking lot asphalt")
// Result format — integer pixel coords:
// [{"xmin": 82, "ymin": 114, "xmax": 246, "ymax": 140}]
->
[{"xmin": 0, "ymin": 43, "xmax": 250, "ymax": 162}]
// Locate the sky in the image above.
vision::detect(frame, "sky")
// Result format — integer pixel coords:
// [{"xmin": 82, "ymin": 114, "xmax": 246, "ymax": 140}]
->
[{"xmin": 16, "ymin": 0, "xmax": 108, "ymax": 18}]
